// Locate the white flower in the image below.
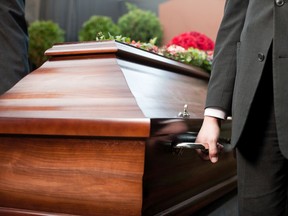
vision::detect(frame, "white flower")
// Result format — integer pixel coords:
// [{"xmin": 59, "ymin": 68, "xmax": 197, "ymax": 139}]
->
[{"xmin": 166, "ymin": 45, "xmax": 186, "ymax": 54}]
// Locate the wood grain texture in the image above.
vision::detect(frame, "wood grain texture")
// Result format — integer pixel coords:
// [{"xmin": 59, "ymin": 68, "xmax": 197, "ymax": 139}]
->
[
  {"xmin": 0, "ymin": 41, "xmax": 236, "ymax": 216},
  {"xmin": 0, "ymin": 54, "xmax": 149, "ymax": 137},
  {"xmin": 0, "ymin": 136, "xmax": 145, "ymax": 216},
  {"xmin": 45, "ymin": 41, "xmax": 210, "ymax": 80},
  {"xmin": 0, "ymin": 55, "xmax": 144, "ymax": 119},
  {"xmin": 45, "ymin": 41, "xmax": 119, "ymax": 56}
]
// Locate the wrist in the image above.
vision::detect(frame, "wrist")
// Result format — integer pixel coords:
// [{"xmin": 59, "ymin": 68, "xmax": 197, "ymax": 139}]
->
[{"xmin": 203, "ymin": 115, "xmax": 222, "ymax": 127}]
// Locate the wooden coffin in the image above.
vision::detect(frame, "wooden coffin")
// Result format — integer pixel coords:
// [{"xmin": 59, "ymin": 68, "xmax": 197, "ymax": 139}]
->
[{"xmin": 0, "ymin": 41, "xmax": 236, "ymax": 216}]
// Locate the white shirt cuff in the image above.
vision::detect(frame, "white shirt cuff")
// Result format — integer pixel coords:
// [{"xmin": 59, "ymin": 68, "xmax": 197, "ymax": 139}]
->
[{"xmin": 204, "ymin": 108, "xmax": 227, "ymax": 120}]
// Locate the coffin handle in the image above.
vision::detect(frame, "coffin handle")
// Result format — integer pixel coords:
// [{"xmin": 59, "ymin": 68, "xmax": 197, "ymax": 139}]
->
[{"xmin": 171, "ymin": 132, "xmax": 232, "ymax": 153}]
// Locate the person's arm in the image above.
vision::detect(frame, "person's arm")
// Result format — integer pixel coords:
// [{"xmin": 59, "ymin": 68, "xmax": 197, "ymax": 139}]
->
[
  {"xmin": 195, "ymin": 108, "xmax": 226, "ymax": 163},
  {"xmin": 196, "ymin": 115, "xmax": 222, "ymax": 163},
  {"xmin": 0, "ymin": 0, "xmax": 29, "ymax": 95},
  {"xmin": 196, "ymin": 0, "xmax": 250, "ymax": 163}
]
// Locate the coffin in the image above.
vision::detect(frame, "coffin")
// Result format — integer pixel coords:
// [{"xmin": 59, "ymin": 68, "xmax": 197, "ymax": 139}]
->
[{"xmin": 0, "ymin": 41, "xmax": 236, "ymax": 216}]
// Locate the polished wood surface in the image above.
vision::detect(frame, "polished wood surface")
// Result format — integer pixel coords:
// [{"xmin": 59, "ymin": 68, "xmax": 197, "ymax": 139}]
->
[
  {"xmin": 0, "ymin": 41, "xmax": 236, "ymax": 216},
  {"xmin": 143, "ymin": 119, "xmax": 235, "ymax": 215},
  {"xmin": 0, "ymin": 54, "xmax": 149, "ymax": 137},
  {"xmin": 45, "ymin": 41, "xmax": 210, "ymax": 80},
  {"xmin": 119, "ymin": 59, "xmax": 208, "ymax": 118},
  {"xmin": 0, "ymin": 136, "xmax": 145, "ymax": 216}
]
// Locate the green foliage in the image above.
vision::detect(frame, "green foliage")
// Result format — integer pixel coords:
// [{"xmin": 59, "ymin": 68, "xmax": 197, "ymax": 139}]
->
[
  {"xmin": 162, "ymin": 47, "xmax": 212, "ymax": 72},
  {"xmin": 78, "ymin": 16, "xmax": 121, "ymax": 41},
  {"xmin": 117, "ymin": 3, "xmax": 163, "ymax": 46},
  {"xmin": 95, "ymin": 32, "xmax": 132, "ymax": 43},
  {"xmin": 28, "ymin": 20, "xmax": 65, "ymax": 68}
]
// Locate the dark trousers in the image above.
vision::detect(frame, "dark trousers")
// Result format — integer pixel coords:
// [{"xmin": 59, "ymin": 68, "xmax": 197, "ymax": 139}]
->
[{"xmin": 236, "ymin": 48, "xmax": 288, "ymax": 216}]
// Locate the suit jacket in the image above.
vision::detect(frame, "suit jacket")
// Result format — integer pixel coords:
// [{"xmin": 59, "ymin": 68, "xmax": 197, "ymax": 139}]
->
[
  {"xmin": 205, "ymin": 0, "xmax": 288, "ymax": 157},
  {"xmin": 0, "ymin": 0, "xmax": 29, "ymax": 95}
]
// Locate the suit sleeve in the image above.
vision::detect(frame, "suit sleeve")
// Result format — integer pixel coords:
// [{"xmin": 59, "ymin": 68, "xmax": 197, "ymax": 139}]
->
[
  {"xmin": 0, "ymin": 0, "xmax": 30, "ymax": 95},
  {"xmin": 205, "ymin": 0, "xmax": 249, "ymax": 116}
]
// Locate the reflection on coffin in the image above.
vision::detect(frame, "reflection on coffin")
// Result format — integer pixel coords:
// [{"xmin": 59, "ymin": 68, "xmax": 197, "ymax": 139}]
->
[{"xmin": 0, "ymin": 41, "xmax": 236, "ymax": 216}]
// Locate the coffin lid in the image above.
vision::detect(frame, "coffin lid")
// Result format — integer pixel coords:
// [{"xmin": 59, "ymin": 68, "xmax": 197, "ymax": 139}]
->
[{"xmin": 0, "ymin": 41, "xmax": 209, "ymax": 138}]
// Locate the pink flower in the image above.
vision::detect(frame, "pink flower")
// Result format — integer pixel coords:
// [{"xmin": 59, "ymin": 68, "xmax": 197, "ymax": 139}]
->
[{"xmin": 166, "ymin": 45, "xmax": 186, "ymax": 54}]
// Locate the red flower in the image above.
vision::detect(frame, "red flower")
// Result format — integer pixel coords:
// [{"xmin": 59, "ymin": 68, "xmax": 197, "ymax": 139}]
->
[{"xmin": 167, "ymin": 31, "xmax": 214, "ymax": 51}]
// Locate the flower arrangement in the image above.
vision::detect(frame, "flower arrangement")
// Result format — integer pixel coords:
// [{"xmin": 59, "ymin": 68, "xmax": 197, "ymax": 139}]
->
[
  {"xmin": 96, "ymin": 32, "xmax": 213, "ymax": 73},
  {"xmin": 96, "ymin": 32, "xmax": 159, "ymax": 53},
  {"xmin": 167, "ymin": 31, "xmax": 215, "ymax": 51},
  {"xmin": 161, "ymin": 45, "xmax": 213, "ymax": 72}
]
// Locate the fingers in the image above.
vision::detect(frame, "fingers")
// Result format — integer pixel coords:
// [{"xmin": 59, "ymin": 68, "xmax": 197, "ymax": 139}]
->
[
  {"xmin": 195, "ymin": 116, "xmax": 222, "ymax": 163},
  {"xmin": 197, "ymin": 141, "xmax": 218, "ymax": 163},
  {"xmin": 195, "ymin": 142, "xmax": 209, "ymax": 160},
  {"xmin": 195, "ymin": 142, "xmax": 224, "ymax": 163},
  {"xmin": 209, "ymin": 142, "xmax": 219, "ymax": 163}
]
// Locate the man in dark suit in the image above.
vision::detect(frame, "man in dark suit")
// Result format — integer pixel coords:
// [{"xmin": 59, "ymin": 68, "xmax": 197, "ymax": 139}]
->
[
  {"xmin": 0, "ymin": 0, "xmax": 30, "ymax": 95},
  {"xmin": 196, "ymin": 0, "xmax": 288, "ymax": 215}
]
